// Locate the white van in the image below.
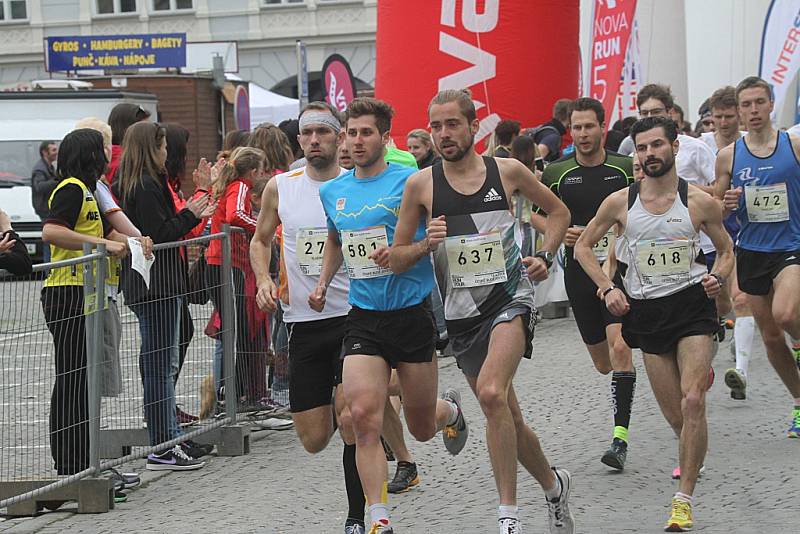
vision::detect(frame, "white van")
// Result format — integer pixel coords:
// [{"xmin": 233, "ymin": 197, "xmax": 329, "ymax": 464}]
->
[{"xmin": 0, "ymin": 82, "xmax": 158, "ymax": 263}]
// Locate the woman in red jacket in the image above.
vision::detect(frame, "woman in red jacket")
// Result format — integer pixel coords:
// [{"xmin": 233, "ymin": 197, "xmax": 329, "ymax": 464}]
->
[{"xmin": 205, "ymin": 146, "xmax": 266, "ymax": 407}]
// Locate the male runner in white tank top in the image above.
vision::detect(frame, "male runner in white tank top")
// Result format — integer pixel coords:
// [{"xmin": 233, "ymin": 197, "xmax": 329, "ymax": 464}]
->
[
  {"xmin": 575, "ymin": 116, "xmax": 733, "ymax": 532},
  {"xmin": 391, "ymin": 89, "xmax": 575, "ymax": 534},
  {"xmin": 250, "ymin": 102, "xmax": 367, "ymax": 533}
]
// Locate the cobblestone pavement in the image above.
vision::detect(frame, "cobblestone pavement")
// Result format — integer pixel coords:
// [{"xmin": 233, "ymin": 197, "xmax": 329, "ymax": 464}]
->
[{"xmin": 2, "ymin": 317, "xmax": 797, "ymax": 533}]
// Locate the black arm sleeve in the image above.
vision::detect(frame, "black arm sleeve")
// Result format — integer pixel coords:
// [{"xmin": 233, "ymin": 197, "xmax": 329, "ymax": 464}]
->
[
  {"xmin": 131, "ymin": 183, "xmax": 201, "ymax": 244},
  {"xmin": 44, "ymin": 184, "xmax": 83, "ymax": 229},
  {"xmin": 0, "ymin": 231, "xmax": 33, "ymax": 275}
]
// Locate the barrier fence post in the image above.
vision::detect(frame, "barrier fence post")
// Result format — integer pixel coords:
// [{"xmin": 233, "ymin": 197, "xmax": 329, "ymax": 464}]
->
[
  {"xmin": 220, "ymin": 225, "xmax": 238, "ymax": 423},
  {"xmin": 87, "ymin": 244, "xmax": 106, "ymax": 474}
]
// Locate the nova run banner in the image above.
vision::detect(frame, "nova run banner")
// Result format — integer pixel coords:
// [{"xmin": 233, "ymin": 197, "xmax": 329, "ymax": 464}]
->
[
  {"xmin": 612, "ymin": 18, "xmax": 644, "ymax": 123},
  {"xmin": 758, "ymin": 0, "xmax": 800, "ymax": 120},
  {"xmin": 376, "ymin": 0, "xmax": 580, "ymax": 150},
  {"xmin": 588, "ymin": 0, "xmax": 637, "ymax": 129}
]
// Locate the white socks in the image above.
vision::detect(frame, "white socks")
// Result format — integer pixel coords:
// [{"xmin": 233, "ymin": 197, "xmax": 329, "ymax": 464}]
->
[
  {"xmin": 369, "ymin": 503, "xmax": 389, "ymax": 526},
  {"xmin": 498, "ymin": 505, "xmax": 518, "ymax": 520},
  {"xmin": 446, "ymin": 399, "xmax": 459, "ymax": 426},
  {"xmin": 734, "ymin": 316, "xmax": 755, "ymax": 376}
]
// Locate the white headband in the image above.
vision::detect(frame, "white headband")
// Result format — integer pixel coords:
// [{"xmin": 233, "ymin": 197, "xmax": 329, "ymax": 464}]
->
[{"xmin": 299, "ymin": 111, "xmax": 341, "ymax": 133}]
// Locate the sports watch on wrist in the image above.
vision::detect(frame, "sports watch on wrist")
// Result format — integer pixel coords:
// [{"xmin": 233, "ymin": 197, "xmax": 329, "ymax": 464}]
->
[{"xmin": 534, "ymin": 250, "xmax": 554, "ymax": 269}]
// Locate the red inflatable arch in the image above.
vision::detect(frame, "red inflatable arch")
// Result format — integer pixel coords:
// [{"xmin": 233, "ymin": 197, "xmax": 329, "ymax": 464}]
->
[{"xmin": 375, "ymin": 0, "xmax": 580, "ymax": 150}]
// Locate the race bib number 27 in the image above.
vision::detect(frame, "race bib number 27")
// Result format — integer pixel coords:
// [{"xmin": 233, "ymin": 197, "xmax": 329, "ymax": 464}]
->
[{"xmin": 296, "ymin": 227, "xmax": 327, "ymax": 276}]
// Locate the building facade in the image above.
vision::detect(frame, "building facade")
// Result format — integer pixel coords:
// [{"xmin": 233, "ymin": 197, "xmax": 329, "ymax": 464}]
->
[{"xmin": 0, "ymin": 0, "xmax": 377, "ymax": 93}]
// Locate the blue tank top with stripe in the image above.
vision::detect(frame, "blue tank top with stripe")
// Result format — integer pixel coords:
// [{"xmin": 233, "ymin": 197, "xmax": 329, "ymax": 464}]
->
[{"xmin": 732, "ymin": 131, "xmax": 800, "ymax": 252}]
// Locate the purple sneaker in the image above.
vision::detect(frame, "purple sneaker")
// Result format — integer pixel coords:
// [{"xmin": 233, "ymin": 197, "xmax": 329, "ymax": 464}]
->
[{"xmin": 146, "ymin": 446, "xmax": 205, "ymax": 471}]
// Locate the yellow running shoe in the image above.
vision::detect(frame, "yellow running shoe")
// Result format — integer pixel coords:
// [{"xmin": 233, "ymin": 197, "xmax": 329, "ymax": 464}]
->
[
  {"xmin": 664, "ymin": 497, "xmax": 693, "ymax": 532},
  {"xmin": 792, "ymin": 344, "xmax": 800, "ymax": 370}
]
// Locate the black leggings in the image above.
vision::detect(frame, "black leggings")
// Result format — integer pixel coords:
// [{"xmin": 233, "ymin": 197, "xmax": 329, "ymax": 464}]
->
[{"xmin": 41, "ymin": 286, "xmax": 89, "ymax": 475}]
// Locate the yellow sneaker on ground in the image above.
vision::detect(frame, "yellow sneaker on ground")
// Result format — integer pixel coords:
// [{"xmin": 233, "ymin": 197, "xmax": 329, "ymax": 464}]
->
[
  {"xmin": 793, "ymin": 344, "xmax": 800, "ymax": 370},
  {"xmin": 664, "ymin": 498, "xmax": 693, "ymax": 532}
]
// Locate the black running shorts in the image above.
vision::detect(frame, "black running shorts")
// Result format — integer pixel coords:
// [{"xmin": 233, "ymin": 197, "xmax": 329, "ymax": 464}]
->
[
  {"xmin": 287, "ymin": 315, "xmax": 346, "ymax": 413},
  {"xmin": 621, "ymin": 283, "xmax": 718, "ymax": 355},
  {"xmin": 565, "ymin": 260, "xmax": 622, "ymax": 345},
  {"xmin": 342, "ymin": 301, "xmax": 436, "ymax": 368},
  {"xmin": 736, "ymin": 248, "xmax": 800, "ymax": 296}
]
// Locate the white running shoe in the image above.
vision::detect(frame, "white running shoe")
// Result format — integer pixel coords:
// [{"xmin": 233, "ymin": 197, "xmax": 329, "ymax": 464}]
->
[
  {"xmin": 499, "ymin": 516, "xmax": 522, "ymax": 534},
  {"xmin": 547, "ymin": 467, "xmax": 575, "ymax": 534}
]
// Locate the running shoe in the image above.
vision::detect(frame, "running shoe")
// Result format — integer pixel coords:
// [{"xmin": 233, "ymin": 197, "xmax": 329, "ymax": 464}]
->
[
  {"xmin": 792, "ymin": 344, "xmax": 800, "ymax": 370},
  {"xmin": 546, "ymin": 467, "xmax": 575, "ymax": 534},
  {"xmin": 344, "ymin": 520, "xmax": 366, "ymax": 534},
  {"xmin": 114, "ymin": 490, "xmax": 128, "ymax": 504},
  {"xmin": 499, "ymin": 516, "xmax": 522, "ymax": 534},
  {"xmin": 367, "ymin": 522, "xmax": 394, "ymax": 534},
  {"xmin": 105, "ymin": 468, "xmax": 140, "ymax": 490},
  {"xmin": 442, "ymin": 388, "xmax": 469, "ymax": 455},
  {"xmin": 671, "ymin": 465, "xmax": 705, "ymax": 480},
  {"xmin": 788, "ymin": 408, "xmax": 800, "ymax": 438},
  {"xmin": 146, "ymin": 445, "xmax": 205, "ymax": 471},
  {"xmin": 664, "ymin": 497, "xmax": 693, "ymax": 532},
  {"xmin": 387, "ymin": 461, "xmax": 419, "ymax": 494},
  {"xmin": 724, "ymin": 368, "xmax": 746, "ymax": 400},
  {"xmin": 600, "ymin": 438, "xmax": 627, "ymax": 470}
]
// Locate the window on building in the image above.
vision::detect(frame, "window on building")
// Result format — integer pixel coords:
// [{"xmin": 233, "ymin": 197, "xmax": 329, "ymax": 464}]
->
[
  {"xmin": 263, "ymin": 0, "xmax": 304, "ymax": 5},
  {"xmin": 0, "ymin": 0, "xmax": 28, "ymax": 21},
  {"xmin": 153, "ymin": 0, "xmax": 193, "ymax": 11},
  {"xmin": 96, "ymin": 0, "xmax": 137, "ymax": 15}
]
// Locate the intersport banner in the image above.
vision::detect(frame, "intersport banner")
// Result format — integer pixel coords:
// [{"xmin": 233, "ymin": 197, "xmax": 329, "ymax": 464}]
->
[
  {"xmin": 376, "ymin": 0, "xmax": 580, "ymax": 149},
  {"xmin": 758, "ymin": 0, "xmax": 800, "ymax": 120},
  {"xmin": 588, "ymin": 0, "xmax": 637, "ymax": 128}
]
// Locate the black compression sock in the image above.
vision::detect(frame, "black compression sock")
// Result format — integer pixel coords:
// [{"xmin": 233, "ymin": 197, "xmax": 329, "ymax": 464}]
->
[
  {"xmin": 343, "ymin": 443, "xmax": 365, "ymax": 525},
  {"xmin": 611, "ymin": 371, "xmax": 637, "ymax": 442}
]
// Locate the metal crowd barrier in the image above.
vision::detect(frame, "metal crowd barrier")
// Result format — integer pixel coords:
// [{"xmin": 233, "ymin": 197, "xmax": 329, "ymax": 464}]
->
[{"xmin": 0, "ymin": 226, "xmax": 252, "ymax": 516}]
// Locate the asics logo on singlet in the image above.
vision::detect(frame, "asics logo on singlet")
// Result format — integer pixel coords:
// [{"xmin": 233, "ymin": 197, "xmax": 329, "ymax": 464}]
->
[
  {"xmin": 484, "ymin": 188, "xmax": 502, "ymax": 202},
  {"xmin": 666, "ymin": 217, "xmax": 683, "ymax": 223},
  {"xmin": 736, "ymin": 167, "xmax": 757, "ymax": 185}
]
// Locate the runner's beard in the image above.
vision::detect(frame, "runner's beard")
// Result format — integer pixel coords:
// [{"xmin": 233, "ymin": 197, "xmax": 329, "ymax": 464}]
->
[
  {"xmin": 439, "ymin": 137, "xmax": 474, "ymax": 162},
  {"xmin": 307, "ymin": 153, "xmax": 335, "ymax": 169},
  {"xmin": 643, "ymin": 155, "xmax": 675, "ymax": 178}
]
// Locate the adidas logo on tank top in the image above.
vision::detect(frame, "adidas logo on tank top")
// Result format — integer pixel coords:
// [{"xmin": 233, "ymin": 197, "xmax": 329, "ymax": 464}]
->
[{"xmin": 484, "ymin": 187, "xmax": 502, "ymax": 203}]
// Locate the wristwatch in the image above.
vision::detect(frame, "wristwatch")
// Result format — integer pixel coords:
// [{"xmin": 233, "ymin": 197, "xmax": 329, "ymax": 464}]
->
[
  {"xmin": 534, "ymin": 250, "xmax": 554, "ymax": 269},
  {"xmin": 710, "ymin": 272, "xmax": 725, "ymax": 286}
]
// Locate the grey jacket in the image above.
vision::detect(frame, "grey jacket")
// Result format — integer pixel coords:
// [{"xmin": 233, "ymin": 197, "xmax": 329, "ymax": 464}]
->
[{"xmin": 31, "ymin": 158, "xmax": 58, "ymax": 219}]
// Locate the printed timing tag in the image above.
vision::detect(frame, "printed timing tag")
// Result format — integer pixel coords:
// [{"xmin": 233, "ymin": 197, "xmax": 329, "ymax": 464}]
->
[
  {"xmin": 445, "ymin": 232, "xmax": 507, "ymax": 288},
  {"xmin": 745, "ymin": 183, "xmax": 789, "ymax": 223},
  {"xmin": 296, "ymin": 227, "xmax": 328, "ymax": 276},
  {"xmin": 341, "ymin": 226, "xmax": 391, "ymax": 279},
  {"xmin": 592, "ymin": 229, "xmax": 616, "ymax": 262},
  {"xmin": 635, "ymin": 238, "xmax": 691, "ymax": 283}
]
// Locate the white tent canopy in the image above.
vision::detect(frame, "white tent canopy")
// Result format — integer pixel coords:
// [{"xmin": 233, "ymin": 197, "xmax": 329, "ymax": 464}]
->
[{"xmin": 248, "ymin": 82, "xmax": 299, "ymax": 130}]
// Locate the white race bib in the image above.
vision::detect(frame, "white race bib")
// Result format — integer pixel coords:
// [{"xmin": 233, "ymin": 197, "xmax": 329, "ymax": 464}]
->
[
  {"xmin": 341, "ymin": 226, "xmax": 391, "ymax": 279},
  {"xmin": 592, "ymin": 229, "xmax": 616, "ymax": 262},
  {"xmin": 745, "ymin": 183, "xmax": 789, "ymax": 222},
  {"xmin": 445, "ymin": 232, "xmax": 508, "ymax": 288},
  {"xmin": 296, "ymin": 227, "xmax": 327, "ymax": 276},
  {"xmin": 635, "ymin": 238, "xmax": 691, "ymax": 283}
]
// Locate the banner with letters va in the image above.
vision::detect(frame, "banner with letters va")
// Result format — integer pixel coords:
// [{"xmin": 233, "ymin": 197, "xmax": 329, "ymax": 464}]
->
[
  {"xmin": 759, "ymin": 0, "xmax": 800, "ymax": 120},
  {"xmin": 322, "ymin": 54, "xmax": 357, "ymax": 113},
  {"xmin": 588, "ymin": 0, "xmax": 637, "ymax": 129},
  {"xmin": 375, "ymin": 0, "xmax": 580, "ymax": 150}
]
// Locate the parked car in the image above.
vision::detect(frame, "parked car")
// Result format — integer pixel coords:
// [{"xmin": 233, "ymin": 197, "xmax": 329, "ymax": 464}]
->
[
  {"xmin": 0, "ymin": 177, "xmax": 43, "ymax": 263},
  {"xmin": 0, "ymin": 82, "xmax": 158, "ymax": 265}
]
